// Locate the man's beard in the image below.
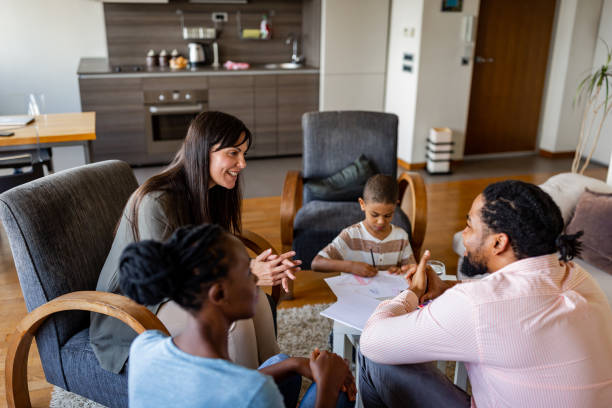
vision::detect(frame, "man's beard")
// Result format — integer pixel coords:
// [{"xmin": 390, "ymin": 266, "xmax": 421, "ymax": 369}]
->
[{"xmin": 460, "ymin": 253, "xmax": 489, "ymax": 277}]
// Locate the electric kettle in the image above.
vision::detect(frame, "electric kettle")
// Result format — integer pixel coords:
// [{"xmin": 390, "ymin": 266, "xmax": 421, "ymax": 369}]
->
[{"xmin": 188, "ymin": 42, "xmax": 213, "ymax": 66}]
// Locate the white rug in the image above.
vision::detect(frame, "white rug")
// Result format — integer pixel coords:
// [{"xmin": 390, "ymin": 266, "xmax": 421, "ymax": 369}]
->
[{"xmin": 50, "ymin": 303, "xmax": 333, "ymax": 407}]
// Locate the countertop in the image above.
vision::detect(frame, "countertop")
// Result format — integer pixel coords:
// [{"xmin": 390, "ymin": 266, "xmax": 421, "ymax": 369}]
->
[{"xmin": 78, "ymin": 58, "xmax": 319, "ymax": 78}]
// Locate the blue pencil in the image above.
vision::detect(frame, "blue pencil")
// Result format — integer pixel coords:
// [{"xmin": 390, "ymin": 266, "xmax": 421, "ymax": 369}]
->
[{"xmin": 370, "ymin": 248, "xmax": 376, "ymax": 267}]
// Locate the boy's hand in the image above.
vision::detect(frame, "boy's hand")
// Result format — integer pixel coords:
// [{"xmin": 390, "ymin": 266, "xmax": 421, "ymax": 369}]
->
[
  {"xmin": 350, "ymin": 262, "xmax": 377, "ymax": 277},
  {"xmin": 388, "ymin": 265, "xmax": 402, "ymax": 275}
]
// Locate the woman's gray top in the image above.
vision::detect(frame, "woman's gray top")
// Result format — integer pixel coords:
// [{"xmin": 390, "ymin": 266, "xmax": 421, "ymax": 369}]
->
[{"xmin": 90, "ymin": 191, "xmax": 188, "ymax": 373}]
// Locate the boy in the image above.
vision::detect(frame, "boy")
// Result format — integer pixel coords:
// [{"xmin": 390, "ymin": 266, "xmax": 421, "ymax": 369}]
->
[{"xmin": 311, "ymin": 174, "xmax": 416, "ymax": 277}]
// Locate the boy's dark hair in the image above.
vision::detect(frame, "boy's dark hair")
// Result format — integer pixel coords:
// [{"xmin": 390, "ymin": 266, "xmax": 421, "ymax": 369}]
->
[
  {"xmin": 119, "ymin": 224, "xmax": 232, "ymax": 311},
  {"xmin": 481, "ymin": 180, "xmax": 582, "ymax": 262},
  {"xmin": 363, "ymin": 174, "xmax": 398, "ymax": 204}
]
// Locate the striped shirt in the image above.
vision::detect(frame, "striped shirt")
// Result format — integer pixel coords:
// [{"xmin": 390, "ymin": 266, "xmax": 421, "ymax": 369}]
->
[
  {"xmin": 360, "ymin": 254, "xmax": 612, "ymax": 408},
  {"xmin": 318, "ymin": 222, "xmax": 415, "ymax": 270}
]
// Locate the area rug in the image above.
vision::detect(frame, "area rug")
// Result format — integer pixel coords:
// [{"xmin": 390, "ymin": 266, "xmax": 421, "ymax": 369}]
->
[{"xmin": 50, "ymin": 303, "xmax": 333, "ymax": 407}]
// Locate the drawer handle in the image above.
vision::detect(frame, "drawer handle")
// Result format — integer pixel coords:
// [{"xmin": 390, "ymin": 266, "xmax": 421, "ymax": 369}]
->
[{"xmin": 148, "ymin": 103, "xmax": 205, "ymax": 114}]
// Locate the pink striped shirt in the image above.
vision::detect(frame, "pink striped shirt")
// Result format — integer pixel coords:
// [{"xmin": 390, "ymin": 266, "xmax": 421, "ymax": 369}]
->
[{"xmin": 360, "ymin": 254, "xmax": 612, "ymax": 407}]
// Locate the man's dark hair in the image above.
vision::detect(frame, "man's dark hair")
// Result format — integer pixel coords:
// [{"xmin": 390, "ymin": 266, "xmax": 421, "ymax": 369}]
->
[
  {"xmin": 481, "ymin": 180, "xmax": 582, "ymax": 262},
  {"xmin": 363, "ymin": 174, "xmax": 398, "ymax": 204}
]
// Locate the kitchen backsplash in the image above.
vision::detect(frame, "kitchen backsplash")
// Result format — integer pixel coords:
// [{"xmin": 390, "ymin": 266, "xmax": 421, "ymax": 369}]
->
[{"xmin": 104, "ymin": 0, "xmax": 306, "ymax": 67}]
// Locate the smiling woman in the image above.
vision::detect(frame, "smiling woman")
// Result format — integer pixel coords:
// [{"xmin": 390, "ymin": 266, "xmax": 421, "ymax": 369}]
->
[{"xmin": 90, "ymin": 111, "xmax": 301, "ymax": 374}]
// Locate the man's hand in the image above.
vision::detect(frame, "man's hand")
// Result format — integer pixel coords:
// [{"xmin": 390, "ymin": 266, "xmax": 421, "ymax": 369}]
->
[
  {"xmin": 350, "ymin": 261, "xmax": 377, "ymax": 277},
  {"xmin": 251, "ymin": 249, "xmax": 301, "ymax": 291},
  {"xmin": 405, "ymin": 250, "xmax": 430, "ymax": 299},
  {"xmin": 419, "ymin": 262, "xmax": 454, "ymax": 303}
]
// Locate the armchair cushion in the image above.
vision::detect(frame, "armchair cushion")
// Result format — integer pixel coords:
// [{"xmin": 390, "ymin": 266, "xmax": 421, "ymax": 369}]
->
[
  {"xmin": 60, "ymin": 328, "xmax": 128, "ymax": 407},
  {"xmin": 304, "ymin": 154, "xmax": 376, "ymax": 202},
  {"xmin": 293, "ymin": 201, "xmax": 411, "ymax": 269},
  {"xmin": 539, "ymin": 173, "xmax": 612, "ymax": 224},
  {"xmin": 566, "ymin": 189, "xmax": 612, "ymax": 274}
]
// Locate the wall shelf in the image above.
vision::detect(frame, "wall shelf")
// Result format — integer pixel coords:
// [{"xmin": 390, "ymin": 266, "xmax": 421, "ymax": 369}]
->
[{"xmin": 236, "ymin": 10, "xmax": 275, "ymax": 40}]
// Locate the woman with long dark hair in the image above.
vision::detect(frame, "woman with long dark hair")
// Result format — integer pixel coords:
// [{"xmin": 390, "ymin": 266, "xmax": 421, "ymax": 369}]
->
[
  {"xmin": 121, "ymin": 224, "xmax": 355, "ymax": 408},
  {"xmin": 91, "ymin": 111, "xmax": 299, "ymax": 373}
]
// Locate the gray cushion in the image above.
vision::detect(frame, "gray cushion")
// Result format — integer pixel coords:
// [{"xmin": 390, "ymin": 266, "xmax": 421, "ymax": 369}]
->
[
  {"xmin": 0, "ymin": 160, "xmax": 138, "ymax": 399},
  {"xmin": 302, "ymin": 111, "xmax": 398, "ymax": 204},
  {"xmin": 293, "ymin": 201, "xmax": 411, "ymax": 269},
  {"xmin": 304, "ymin": 154, "xmax": 376, "ymax": 202}
]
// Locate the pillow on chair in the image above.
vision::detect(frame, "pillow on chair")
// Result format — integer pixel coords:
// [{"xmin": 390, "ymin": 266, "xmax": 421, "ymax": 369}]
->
[
  {"xmin": 566, "ymin": 189, "xmax": 612, "ymax": 274},
  {"xmin": 304, "ymin": 154, "xmax": 376, "ymax": 202}
]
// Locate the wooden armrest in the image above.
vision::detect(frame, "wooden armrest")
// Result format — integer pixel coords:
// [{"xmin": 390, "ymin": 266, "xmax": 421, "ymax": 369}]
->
[
  {"xmin": 397, "ymin": 172, "xmax": 427, "ymax": 260},
  {"xmin": 5, "ymin": 291, "xmax": 168, "ymax": 408},
  {"xmin": 238, "ymin": 229, "xmax": 278, "ymax": 256},
  {"xmin": 280, "ymin": 171, "xmax": 303, "ymax": 253},
  {"xmin": 237, "ymin": 230, "xmax": 282, "ymax": 304}
]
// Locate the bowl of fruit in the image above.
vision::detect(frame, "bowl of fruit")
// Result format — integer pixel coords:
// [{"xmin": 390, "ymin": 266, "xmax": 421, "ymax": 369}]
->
[{"xmin": 169, "ymin": 56, "xmax": 188, "ymax": 70}]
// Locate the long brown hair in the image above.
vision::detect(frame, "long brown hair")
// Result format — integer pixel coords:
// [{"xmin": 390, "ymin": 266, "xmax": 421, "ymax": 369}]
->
[{"xmin": 128, "ymin": 111, "xmax": 252, "ymax": 240}]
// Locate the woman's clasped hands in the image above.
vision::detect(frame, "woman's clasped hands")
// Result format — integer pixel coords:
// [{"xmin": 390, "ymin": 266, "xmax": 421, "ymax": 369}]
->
[{"xmin": 251, "ymin": 248, "xmax": 302, "ymax": 292}]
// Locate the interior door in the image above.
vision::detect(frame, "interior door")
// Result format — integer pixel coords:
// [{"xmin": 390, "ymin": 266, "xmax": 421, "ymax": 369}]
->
[{"xmin": 464, "ymin": 0, "xmax": 556, "ymax": 155}]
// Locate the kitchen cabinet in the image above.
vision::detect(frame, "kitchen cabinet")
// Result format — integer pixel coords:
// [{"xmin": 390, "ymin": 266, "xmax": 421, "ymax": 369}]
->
[
  {"xmin": 79, "ymin": 68, "xmax": 318, "ymax": 165},
  {"xmin": 208, "ymin": 73, "xmax": 319, "ymax": 157},
  {"xmin": 277, "ymin": 74, "xmax": 319, "ymax": 154},
  {"xmin": 253, "ymin": 75, "xmax": 278, "ymax": 157},
  {"xmin": 209, "ymin": 75, "xmax": 255, "ymax": 134},
  {"xmin": 79, "ymin": 77, "xmax": 147, "ymax": 164}
]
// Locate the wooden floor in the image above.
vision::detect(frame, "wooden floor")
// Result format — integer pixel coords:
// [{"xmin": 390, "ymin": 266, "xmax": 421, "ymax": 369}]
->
[{"xmin": 0, "ymin": 167, "xmax": 607, "ymax": 407}]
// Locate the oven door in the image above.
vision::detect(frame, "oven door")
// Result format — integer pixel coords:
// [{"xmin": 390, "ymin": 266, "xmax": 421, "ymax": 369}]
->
[{"xmin": 145, "ymin": 103, "xmax": 206, "ymax": 155}]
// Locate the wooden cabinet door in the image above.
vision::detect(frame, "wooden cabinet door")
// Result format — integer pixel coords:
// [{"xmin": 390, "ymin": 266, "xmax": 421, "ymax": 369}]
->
[
  {"xmin": 252, "ymin": 75, "xmax": 278, "ymax": 157},
  {"xmin": 208, "ymin": 75, "xmax": 255, "ymax": 132},
  {"xmin": 79, "ymin": 77, "xmax": 146, "ymax": 163},
  {"xmin": 277, "ymin": 74, "xmax": 319, "ymax": 155}
]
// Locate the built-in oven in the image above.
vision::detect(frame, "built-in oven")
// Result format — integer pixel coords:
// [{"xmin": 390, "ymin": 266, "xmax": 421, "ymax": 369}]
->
[{"xmin": 144, "ymin": 89, "xmax": 208, "ymax": 155}]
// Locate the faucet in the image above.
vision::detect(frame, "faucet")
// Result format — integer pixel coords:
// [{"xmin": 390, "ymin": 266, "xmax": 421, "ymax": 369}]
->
[{"xmin": 286, "ymin": 34, "xmax": 304, "ymax": 64}]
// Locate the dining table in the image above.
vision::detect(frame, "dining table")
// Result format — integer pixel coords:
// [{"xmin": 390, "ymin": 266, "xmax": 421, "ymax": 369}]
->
[{"xmin": 0, "ymin": 112, "xmax": 96, "ymax": 164}]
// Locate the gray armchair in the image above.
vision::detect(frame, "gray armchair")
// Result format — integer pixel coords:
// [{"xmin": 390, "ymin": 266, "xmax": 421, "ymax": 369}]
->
[
  {"xmin": 1, "ymin": 160, "xmax": 282, "ymax": 408},
  {"xmin": 1, "ymin": 160, "xmax": 168, "ymax": 408},
  {"xmin": 281, "ymin": 111, "xmax": 427, "ymax": 271}
]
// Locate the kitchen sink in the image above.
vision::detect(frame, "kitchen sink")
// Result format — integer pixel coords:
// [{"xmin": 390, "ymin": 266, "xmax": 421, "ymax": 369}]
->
[{"xmin": 263, "ymin": 62, "xmax": 303, "ymax": 69}]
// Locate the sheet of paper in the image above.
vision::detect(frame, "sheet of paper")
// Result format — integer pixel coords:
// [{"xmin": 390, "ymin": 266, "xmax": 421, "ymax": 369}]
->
[
  {"xmin": 320, "ymin": 296, "xmax": 381, "ymax": 331},
  {"xmin": 324, "ymin": 271, "xmax": 408, "ymax": 301},
  {"xmin": 321, "ymin": 271, "xmax": 410, "ymax": 331}
]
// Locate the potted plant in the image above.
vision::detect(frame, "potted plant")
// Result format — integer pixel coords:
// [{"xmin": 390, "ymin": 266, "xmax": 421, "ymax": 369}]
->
[{"xmin": 572, "ymin": 40, "xmax": 612, "ymax": 174}]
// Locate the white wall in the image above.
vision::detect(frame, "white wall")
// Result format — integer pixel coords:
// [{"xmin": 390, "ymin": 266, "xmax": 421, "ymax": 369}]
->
[
  {"xmin": 319, "ymin": 0, "xmax": 390, "ymax": 111},
  {"xmin": 0, "ymin": 0, "xmax": 107, "ymax": 170},
  {"xmin": 590, "ymin": 0, "xmax": 612, "ymax": 166},
  {"xmin": 538, "ymin": 0, "xmax": 603, "ymax": 154},
  {"xmin": 384, "ymin": 0, "xmax": 424, "ymax": 163},
  {"xmin": 412, "ymin": 0, "xmax": 479, "ymax": 163},
  {"xmin": 389, "ymin": 0, "xmax": 605, "ymax": 166},
  {"xmin": 386, "ymin": 0, "xmax": 479, "ymax": 164}
]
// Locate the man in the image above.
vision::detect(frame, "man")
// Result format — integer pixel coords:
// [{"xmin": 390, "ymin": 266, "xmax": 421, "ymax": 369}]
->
[{"xmin": 359, "ymin": 180, "xmax": 612, "ymax": 407}]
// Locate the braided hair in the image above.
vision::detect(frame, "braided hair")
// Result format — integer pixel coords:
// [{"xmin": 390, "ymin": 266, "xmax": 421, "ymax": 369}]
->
[
  {"xmin": 481, "ymin": 180, "xmax": 582, "ymax": 262},
  {"xmin": 119, "ymin": 224, "xmax": 231, "ymax": 311}
]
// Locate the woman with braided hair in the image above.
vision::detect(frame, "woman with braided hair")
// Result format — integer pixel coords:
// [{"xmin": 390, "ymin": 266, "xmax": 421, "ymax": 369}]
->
[
  {"xmin": 122, "ymin": 224, "xmax": 356, "ymax": 408},
  {"xmin": 91, "ymin": 111, "xmax": 299, "ymax": 374}
]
